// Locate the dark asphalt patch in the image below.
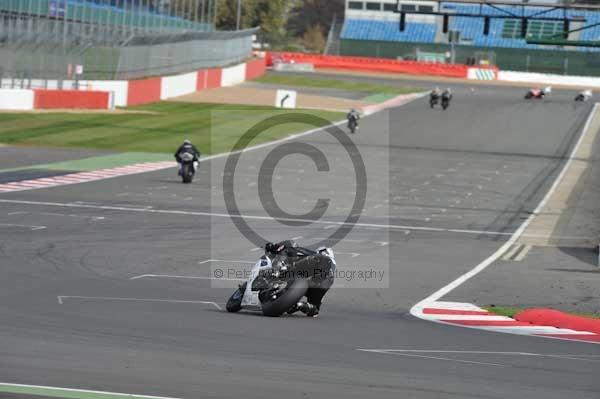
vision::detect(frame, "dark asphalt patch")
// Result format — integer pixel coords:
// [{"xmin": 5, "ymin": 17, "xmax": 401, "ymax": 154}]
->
[{"xmin": 0, "ymin": 169, "xmax": 78, "ymax": 184}]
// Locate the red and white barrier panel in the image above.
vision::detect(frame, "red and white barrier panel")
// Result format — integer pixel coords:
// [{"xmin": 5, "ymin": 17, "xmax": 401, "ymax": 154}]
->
[
  {"xmin": 160, "ymin": 71, "xmax": 198, "ymax": 100},
  {"xmin": 0, "ymin": 57, "xmax": 267, "ymax": 110},
  {"xmin": 0, "ymin": 89, "xmax": 113, "ymax": 110},
  {"xmin": 33, "ymin": 89, "xmax": 113, "ymax": 110},
  {"xmin": 221, "ymin": 63, "xmax": 247, "ymax": 87},
  {"xmin": 0, "ymin": 89, "xmax": 35, "ymax": 110}
]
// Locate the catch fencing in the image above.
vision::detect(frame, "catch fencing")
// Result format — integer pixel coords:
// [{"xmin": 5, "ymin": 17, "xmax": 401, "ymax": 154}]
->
[{"xmin": 0, "ymin": 0, "xmax": 256, "ymax": 85}]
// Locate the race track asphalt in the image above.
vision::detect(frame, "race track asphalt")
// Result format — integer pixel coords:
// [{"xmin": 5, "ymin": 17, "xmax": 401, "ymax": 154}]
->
[{"xmin": 1, "ymin": 81, "xmax": 600, "ymax": 399}]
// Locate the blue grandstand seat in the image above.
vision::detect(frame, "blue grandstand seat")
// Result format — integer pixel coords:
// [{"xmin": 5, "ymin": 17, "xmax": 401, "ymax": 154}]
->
[
  {"xmin": 342, "ymin": 3, "xmax": 600, "ymax": 52},
  {"xmin": 341, "ymin": 19, "xmax": 436, "ymax": 43}
]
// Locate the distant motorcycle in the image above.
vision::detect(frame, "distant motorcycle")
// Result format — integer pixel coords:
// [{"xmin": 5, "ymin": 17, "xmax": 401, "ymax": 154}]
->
[
  {"xmin": 441, "ymin": 93, "xmax": 452, "ymax": 110},
  {"xmin": 348, "ymin": 117, "xmax": 359, "ymax": 134},
  {"xmin": 179, "ymin": 151, "xmax": 196, "ymax": 183},
  {"xmin": 575, "ymin": 89, "xmax": 592, "ymax": 102},
  {"xmin": 430, "ymin": 94, "xmax": 439, "ymax": 108},
  {"xmin": 525, "ymin": 86, "xmax": 551, "ymax": 100}
]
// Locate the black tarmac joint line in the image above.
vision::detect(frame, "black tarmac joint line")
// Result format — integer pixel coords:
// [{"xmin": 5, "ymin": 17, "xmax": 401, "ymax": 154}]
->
[{"xmin": 1, "ymin": 81, "xmax": 600, "ymax": 399}]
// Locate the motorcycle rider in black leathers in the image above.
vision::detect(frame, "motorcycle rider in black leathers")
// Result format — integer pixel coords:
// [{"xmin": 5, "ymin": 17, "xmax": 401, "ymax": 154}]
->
[
  {"xmin": 174, "ymin": 139, "xmax": 200, "ymax": 176},
  {"xmin": 265, "ymin": 240, "xmax": 334, "ymax": 317},
  {"xmin": 430, "ymin": 86, "xmax": 441, "ymax": 102},
  {"xmin": 441, "ymin": 87, "xmax": 452, "ymax": 102},
  {"xmin": 347, "ymin": 108, "xmax": 360, "ymax": 131}
]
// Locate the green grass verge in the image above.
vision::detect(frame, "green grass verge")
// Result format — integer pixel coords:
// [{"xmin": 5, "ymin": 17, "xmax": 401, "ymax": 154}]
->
[
  {"xmin": 0, "ymin": 102, "xmax": 343, "ymax": 155},
  {"xmin": 255, "ymin": 74, "xmax": 420, "ymax": 96},
  {"xmin": 0, "ymin": 382, "xmax": 179, "ymax": 399},
  {"xmin": 485, "ymin": 305, "xmax": 600, "ymax": 319}
]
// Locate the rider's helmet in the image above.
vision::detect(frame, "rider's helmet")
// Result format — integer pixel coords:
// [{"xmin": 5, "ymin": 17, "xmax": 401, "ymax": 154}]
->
[
  {"xmin": 317, "ymin": 246, "xmax": 334, "ymax": 258},
  {"xmin": 266, "ymin": 240, "xmax": 298, "ymax": 254},
  {"xmin": 183, "ymin": 139, "xmax": 191, "ymax": 145}
]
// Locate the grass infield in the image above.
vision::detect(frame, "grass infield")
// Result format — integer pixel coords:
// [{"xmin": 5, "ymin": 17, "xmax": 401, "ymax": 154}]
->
[
  {"xmin": 255, "ymin": 74, "xmax": 420, "ymax": 96},
  {"xmin": 0, "ymin": 102, "xmax": 343, "ymax": 155}
]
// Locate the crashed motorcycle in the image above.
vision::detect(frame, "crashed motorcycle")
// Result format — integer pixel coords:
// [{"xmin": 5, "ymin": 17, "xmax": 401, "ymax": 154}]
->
[
  {"xmin": 226, "ymin": 246, "xmax": 336, "ymax": 317},
  {"xmin": 525, "ymin": 86, "xmax": 551, "ymax": 100}
]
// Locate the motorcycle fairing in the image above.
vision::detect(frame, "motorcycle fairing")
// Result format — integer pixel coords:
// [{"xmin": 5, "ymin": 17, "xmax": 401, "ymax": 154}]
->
[{"xmin": 241, "ymin": 256, "xmax": 272, "ymax": 309}]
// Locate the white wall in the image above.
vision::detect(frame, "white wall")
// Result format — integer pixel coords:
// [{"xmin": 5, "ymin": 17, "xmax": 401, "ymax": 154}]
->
[
  {"xmin": 160, "ymin": 72, "xmax": 198, "ymax": 100},
  {"xmin": 345, "ymin": 0, "xmax": 437, "ymax": 21},
  {"xmin": 88, "ymin": 80, "xmax": 129, "ymax": 107},
  {"xmin": 498, "ymin": 71, "xmax": 600, "ymax": 88},
  {"xmin": 221, "ymin": 64, "xmax": 247, "ymax": 87},
  {"xmin": 0, "ymin": 89, "xmax": 34, "ymax": 110}
]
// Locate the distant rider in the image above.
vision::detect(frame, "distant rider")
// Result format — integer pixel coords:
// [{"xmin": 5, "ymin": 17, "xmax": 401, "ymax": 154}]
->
[
  {"xmin": 174, "ymin": 139, "xmax": 200, "ymax": 176},
  {"xmin": 430, "ymin": 86, "xmax": 441, "ymax": 101},
  {"xmin": 442, "ymin": 87, "xmax": 452, "ymax": 101},
  {"xmin": 265, "ymin": 240, "xmax": 334, "ymax": 318},
  {"xmin": 347, "ymin": 108, "xmax": 360, "ymax": 130}
]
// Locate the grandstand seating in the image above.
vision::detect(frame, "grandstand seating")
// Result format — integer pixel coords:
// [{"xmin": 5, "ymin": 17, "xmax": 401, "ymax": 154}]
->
[
  {"xmin": 341, "ymin": 2, "xmax": 600, "ymax": 52},
  {"xmin": 342, "ymin": 19, "xmax": 436, "ymax": 43}
]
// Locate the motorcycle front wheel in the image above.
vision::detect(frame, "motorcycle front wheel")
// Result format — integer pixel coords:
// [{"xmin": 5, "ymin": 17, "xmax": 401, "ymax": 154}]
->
[
  {"xmin": 226, "ymin": 288, "xmax": 244, "ymax": 313},
  {"xmin": 182, "ymin": 163, "xmax": 193, "ymax": 183}
]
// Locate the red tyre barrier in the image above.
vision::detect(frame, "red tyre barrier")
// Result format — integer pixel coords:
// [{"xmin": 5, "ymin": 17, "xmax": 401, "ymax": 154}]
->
[
  {"xmin": 127, "ymin": 77, "xmax": 161, "ymax": 106},
  {"xmin": 266, "ymin": 52, "xmax": 470, "ymax": 78},
  {"xmin": 33, "ymin": 89, "xmax": 110, "ymax": 109},
  {"xmin": 245, "ymin": 58, "xmax": 266, "ymax": 81},
  {"xmin": 515, "ymin": 308, "xmax": 600, "ymax": 335}
]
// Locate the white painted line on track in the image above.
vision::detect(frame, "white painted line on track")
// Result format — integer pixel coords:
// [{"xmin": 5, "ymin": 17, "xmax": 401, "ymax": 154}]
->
[
  {"xmin": 0, "ymin": 222, "xmax": 46, "ymax": 230},
  {"xmin": 0, "ymin": 198, "xmax": 517, "ymax": 237},
  {"xmin": 357, "ymin": 349, "xmax": 505, "ymax": 367},
  {"xmin": 57, "ymin": 296, "xmax": 222, "ymax": 310},
  {"xmin": 0, "ymin": 383, "xmax": 183, "ymax": 399},
  {"xmin": 410, "ymin": 103, "xmax": 600, "ymax": 317},
  {"xmin": 8, "ymin": 211, "xmax": 105, "ymax": 221},
  {"xmin": 356, "ymin": 350, "xmax": 600, "ymax": 363},
  {"xmin": 1, "ymin": 198, "xmax": 597, "ymax": 241},
  {"xmin": 335, "ymin": 252, "xmax": 361, "ymax": 258},
  {"xmin": 197, "ymin": 259, "xmax": 255, "ymax": 265},
  {"xmin": 130, "ymin": 274, "xmax": 245, "ymax": 281}
]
